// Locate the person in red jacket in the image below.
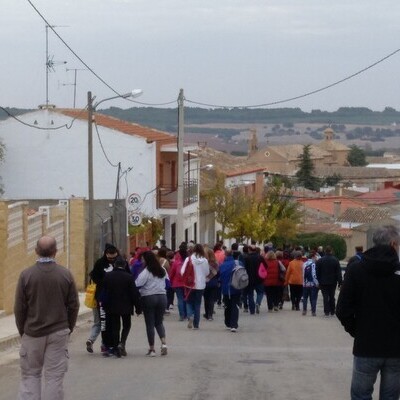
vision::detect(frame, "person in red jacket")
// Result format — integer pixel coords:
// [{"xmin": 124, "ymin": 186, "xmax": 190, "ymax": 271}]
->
[
  {"xmin": 263, "ymin": 251, "xmax": 284, "ymax": 312},
  {"xmin": 168, "ymin": 243, "xmax": 188, "ymax": 321}
]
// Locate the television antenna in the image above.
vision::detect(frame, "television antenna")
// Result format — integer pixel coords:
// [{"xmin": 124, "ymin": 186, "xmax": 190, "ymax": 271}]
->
[
  {"xmin": 62, "ymin": 68, "xmax": 87, "ymax": 108},
  {"xmin": 45, "ymin": 24, "xmax": 68, "ymax": 107}
]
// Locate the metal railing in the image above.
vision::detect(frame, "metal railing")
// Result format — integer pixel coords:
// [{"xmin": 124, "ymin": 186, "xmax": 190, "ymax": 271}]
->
[{"xmin": 157, "ymin": 179, "xmax": 198, "ymax": 209}]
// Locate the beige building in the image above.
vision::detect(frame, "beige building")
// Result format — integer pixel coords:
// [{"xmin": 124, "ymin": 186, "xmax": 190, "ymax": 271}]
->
[{"xmin": 248, "ymin": 127, "xmax": 350, "ymax": 175}]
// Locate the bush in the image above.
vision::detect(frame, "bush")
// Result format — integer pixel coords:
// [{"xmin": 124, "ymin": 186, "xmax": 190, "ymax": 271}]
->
[{"xmin": 293, "ymin": 232, "xmax": 347, "ymax": 260}]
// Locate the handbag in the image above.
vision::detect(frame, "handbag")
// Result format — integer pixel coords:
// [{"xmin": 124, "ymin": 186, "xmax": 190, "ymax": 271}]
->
[
  {"xmin": 278, "ymin": 260, "xmax": 286, "ymax": 282},
  {"xmin": 258, "ymin": 263, "xmax": 268, "ymax": 280},
  {"xmin": 84, "ymin": 280, "xmax": 97, "ymax": 309}
]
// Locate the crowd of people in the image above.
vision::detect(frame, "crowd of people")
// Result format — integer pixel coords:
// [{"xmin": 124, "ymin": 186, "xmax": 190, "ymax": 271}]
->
[
  {"xmin": 14, "ymin": 225, "xmax": 400, "ymax": 399},
  {"xmin": 84, "ymin": 238, "xmax": 345, "ymax": 358}
]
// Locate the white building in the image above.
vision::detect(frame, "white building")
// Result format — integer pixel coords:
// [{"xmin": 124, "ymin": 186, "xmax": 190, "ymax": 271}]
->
[{"xmin": 0, "ymin": 107, "xmax": 199, "ymax": 251}]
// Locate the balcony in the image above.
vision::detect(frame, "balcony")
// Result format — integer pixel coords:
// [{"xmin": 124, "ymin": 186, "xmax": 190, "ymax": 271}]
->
[{"xmin": 157, "ymin": 179, "xmax": 198, "ymax": 209}]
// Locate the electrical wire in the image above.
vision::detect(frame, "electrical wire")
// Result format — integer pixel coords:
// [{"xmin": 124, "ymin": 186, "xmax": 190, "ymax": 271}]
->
[
  {"xmin": 26, "ymin": 0, "xmax": 177, "ymax": 107},
  {"xmin": 185, "ymin": 47, "xmax": 400, "ymax": 109},
  {"xmin": 94, "ymin": 120, "xmax": 119, "ymax": 168},
  {"xmin": 0, "ymin": 105, "xmax": 86, "ymax": 130}
]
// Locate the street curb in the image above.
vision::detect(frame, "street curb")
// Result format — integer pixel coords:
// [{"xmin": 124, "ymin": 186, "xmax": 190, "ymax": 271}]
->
[{"xmin": 0, "ymin": 310, "xmax": 93, "ymax": 353}]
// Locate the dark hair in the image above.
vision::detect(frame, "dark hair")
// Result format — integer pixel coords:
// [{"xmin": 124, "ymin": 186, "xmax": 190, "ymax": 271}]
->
[
  {"xmin": 114, "ymin": 256, "xmax": 126, "ymax": 269},
  {"xmin": 213, "ymin": 242, "xmax": 222, "ymax": 251},
  {"xmin": 325, "ymin": 245, "xmax": 333, "ymax": 255},
  {"xmin": 142, "ymin": 251, "xmax": 166, "ymax": 278},
  {"xmin": 231, "ymin": 242, "xmax": 239, "ymax": 251},
  {"xmin": 355, "ymin": 246, "xmax": 363, "ymax": 252},
  {"xmin": 158, "ymin": 247, "xmax": 168, "ymax": 259},
  {"xmin": 193, "ymin": 243, "xmax": 205, "ymax": 258}
]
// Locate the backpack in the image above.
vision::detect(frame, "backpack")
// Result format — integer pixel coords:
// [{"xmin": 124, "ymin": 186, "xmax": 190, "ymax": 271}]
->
[
  {"xmin": 231, "ymin": 260, "xmax": 249, "ymax": 290},
  {"xmin": 303, "ymin": 260, "xmax": 314, "ymax": 284},
  {"xmin": 182, "ymin": 257, "xmax": 195, "ymax": 289}
]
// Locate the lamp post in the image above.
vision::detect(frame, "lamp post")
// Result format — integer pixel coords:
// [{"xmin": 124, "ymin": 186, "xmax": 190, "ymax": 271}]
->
[
  {"xmin": 87, "ymin": 89, "xmax": 143, "ymax": 277},
  {"xmin": 176, "ymin": 89, "xmax": 185, "ymax": 247}
]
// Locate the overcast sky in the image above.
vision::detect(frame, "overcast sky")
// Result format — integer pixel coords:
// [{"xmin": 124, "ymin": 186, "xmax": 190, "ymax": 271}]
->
[{"xmin": 2, "ymin": 0, "xmax": 400, "ymax": 111}]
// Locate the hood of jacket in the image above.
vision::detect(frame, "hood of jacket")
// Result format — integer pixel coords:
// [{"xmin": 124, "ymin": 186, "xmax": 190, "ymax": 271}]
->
[{"xmin": 362, "ymin": 245, "xmax": 399, "ymax": 277}]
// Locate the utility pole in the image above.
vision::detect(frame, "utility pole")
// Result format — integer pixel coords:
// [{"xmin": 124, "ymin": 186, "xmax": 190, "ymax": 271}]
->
[
  {"xmin": 87, "ymin": 91, "xmax": 94, "ymax": 279},
  {"xmin": 176, "ymin": 89, "xmax": 185, "ymax": 247}
]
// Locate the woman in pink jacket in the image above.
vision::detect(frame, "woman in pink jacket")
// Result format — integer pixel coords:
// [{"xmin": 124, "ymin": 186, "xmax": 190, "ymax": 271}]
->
[{"xmin": 169, "ymin": 243, "xmax": 188, "ymax": 321}]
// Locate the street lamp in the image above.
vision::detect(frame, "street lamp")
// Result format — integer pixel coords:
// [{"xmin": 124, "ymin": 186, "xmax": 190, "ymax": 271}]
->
[{"xmin": 87, "ymin": 89, "xmax": 143, "ymax": 278}]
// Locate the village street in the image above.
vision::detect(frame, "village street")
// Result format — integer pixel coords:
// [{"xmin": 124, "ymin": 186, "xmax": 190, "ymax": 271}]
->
[{"xmin": 0, "ymin": 297, "xmax": 356, "ymax": 400}]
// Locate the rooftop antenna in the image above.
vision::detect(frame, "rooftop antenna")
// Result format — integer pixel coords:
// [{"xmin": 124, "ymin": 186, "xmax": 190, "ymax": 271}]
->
[
  {"xmin": 64, "ymin": 68, "xmax": 87, "ymax": 108},
  {"xmin": 45, "ymin": 24, "xmax": 68, "ymax": 108}
]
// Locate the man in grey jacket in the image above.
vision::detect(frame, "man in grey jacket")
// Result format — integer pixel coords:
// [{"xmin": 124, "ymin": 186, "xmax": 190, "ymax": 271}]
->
[{"xmin": 14, "ymin": 236, "xmax": 79, "ymax": 400}]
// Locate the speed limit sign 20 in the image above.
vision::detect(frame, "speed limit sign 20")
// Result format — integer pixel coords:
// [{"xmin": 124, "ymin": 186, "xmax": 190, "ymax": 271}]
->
[{"xmin": 127, "ymin": 193, "xmax": 142, "ymax": 212}]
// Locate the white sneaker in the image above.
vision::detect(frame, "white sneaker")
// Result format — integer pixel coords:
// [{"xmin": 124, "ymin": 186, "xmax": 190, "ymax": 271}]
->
[
  {"xmin": 161, "ymin": 344, "xmax": 168, "ymax": 356},
  {"xmin": 230, "ymin": 328, "xmax": 237, "ymax": 332},
  {"xmin": 187, "ymin": 317, "xmax": 193, "ymax": 329},
  {"xmin": 146, "ymin": 350, "xmax": 156, "ymax": 357}
]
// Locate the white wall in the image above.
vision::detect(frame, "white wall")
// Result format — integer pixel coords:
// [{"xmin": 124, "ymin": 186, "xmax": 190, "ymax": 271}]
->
[{"xmin": 0, "ymin": 109, "xmax": 157, "ymax": 214}]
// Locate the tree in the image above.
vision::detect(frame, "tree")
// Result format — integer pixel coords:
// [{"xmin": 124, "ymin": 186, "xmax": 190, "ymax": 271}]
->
[
  {"xmin": 323, "ymin": 173, "xmax": 342, "ymax": 187},
  {"xmin": 347, "ymin": 145, "xmax": 368, "ymax": 166},
  {"xmin": 295, "ymin": 145, "xmax": 320, "ymax": 191}
]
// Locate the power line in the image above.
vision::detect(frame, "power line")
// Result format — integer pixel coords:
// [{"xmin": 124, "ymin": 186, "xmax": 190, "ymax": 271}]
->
[
  {"xmin": 0, "ymin": 106, "xmax": 85, "ymax": 130},
  {"xmin": 26, "ymin": 0, "xmax": 176, "ymax": 107},
  {"xmin": 94, "ymin": 120, "xmax": 119, "ymax": 168},
  {"xmin": 185, "ymin": 48, "xmax": 400, "ymax": 109}
]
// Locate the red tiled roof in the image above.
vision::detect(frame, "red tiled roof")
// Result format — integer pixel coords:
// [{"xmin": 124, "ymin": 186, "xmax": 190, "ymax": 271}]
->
[
  {"xmin": 297, "ymin": 196, "xmax": 367, "ymax": 215},
  {"xmin": 355, "ymin": 187, "xmax": 400, "ymax": 205},
  {"xmin": 57, "ymin": 109, "xmax": 176, "ymax": 143}
]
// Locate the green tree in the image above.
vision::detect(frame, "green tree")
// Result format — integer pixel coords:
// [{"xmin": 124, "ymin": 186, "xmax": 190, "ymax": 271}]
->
[
  {"xmin": 295, "ymin": 145, "xmax": 320, "ymax": 190},
  {"xmin": 347, "ymin": 145, "xmax": 368, "ymax": 166},
  {"xmin": 323, "ymin": 173, "xmax": 342, "ymax": 187}
]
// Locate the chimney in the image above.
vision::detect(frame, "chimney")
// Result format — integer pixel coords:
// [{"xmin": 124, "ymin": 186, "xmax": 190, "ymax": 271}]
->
[
  {"xmin": 333, "ymin": 201, "xmax": 341, "ymax": 219},
  {"xmin": 335, "ymin": 183, "xmax": 343, "ymax": 196}
]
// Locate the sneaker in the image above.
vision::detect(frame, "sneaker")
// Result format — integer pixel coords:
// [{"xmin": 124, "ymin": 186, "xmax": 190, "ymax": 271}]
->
[
  {"xmin": 146, "ymin": 350, "xmax": 156, "ymax": 357},
  {"xmin": 113, "ymin": 347, "xmax": 122, "ymax": 358},
  {"xmin": 255, "ymin": 304, "xmax": 260, "ymax": 314},
  {"xmin": 100, "ymin": 344, "xmax": 107, "ymax": 353},
  {"xmin": 118, "ymin": 343, "xmax": 127, "ymax": 357},
  {"xmin": 273, "ymin": 306, "xmax": 279, "ymax": 312},
  {"xmin": 243, "ymin": 308, "xmax": 249, "ymax": 313},
  {"xmin": 187, "ymin": 317, "xmax": 193, "ymax": 329},
  {"xmin": 161, "ymin": 344, "xmax": 168, "ymax": 356},
  {"xmin": 230, "ymin": 328, "xmax": 237, "ymax": 332},
  {"xmin": 86, "ymin": 339, "xmax": 94, "ymax": 353},
  {"xmin": 312, "ymin": 312, "xmax": 316, "ymax": 317},
  {"xmin": 302, "ymin": 310, "xmax": 307, "ymax": 316}
]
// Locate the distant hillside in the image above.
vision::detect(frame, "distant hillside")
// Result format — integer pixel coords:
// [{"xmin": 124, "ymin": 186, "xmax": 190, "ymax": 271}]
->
[{"xmin": 3, "ymin": 106, "xmax": 400, "ymax": 133}]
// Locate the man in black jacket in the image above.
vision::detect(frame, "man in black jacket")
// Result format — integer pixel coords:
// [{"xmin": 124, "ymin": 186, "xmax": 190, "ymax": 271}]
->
[
  {"xmin": 102, "ymin": 256, "xmax": 141, "ymax": 357},
  {"xmin": 336, "ymin": 225, "xmax": 400, "ymax": 400},
  {"xmin": 315, "ymin": 246, "xmax": 342, "ymax": 316}
]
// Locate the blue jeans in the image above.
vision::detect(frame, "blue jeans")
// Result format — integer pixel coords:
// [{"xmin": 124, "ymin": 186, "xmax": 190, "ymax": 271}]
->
[
  {"xmin": 186, "ymin": 289, "xmax": 204, "ymax": 328},
  {"xmin": 302, "ymin": 287, "xmax": 319, "ymax": 313},
  {"xmin": 244, "ymin": 284, "xmax": 264, "ymax": 314},
  {"xmin": 88, "ymin": 307, "xmax": 101, "ymax": 342},
  {"xmin": 351, "ymin": 356, "xmax": 400, "ymax": 400},
  {"xmin": 174, "ymin": 287, "xmax": 187, "ymax": 320}
]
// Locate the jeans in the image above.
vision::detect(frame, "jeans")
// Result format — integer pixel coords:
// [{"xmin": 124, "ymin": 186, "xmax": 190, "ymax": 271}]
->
[
  {"xmin": 320, "ymin": 284, "xmax": 337, "ymax": 315},
  {"xmin": 244, "ymin": 284, "xmax": 264, "ymax": 314},
  {"xmin": 351, "ymin": 356, "xmax": 400, "ymax": 400},
  {"xmin": 223, "ymin": 294, "xmax": 240, "ymax": 329},
  {"xmin": 174, "ymin": 287, "xmax": 187, "ymax": 320},
  {"xmin": 186, "ymin": 289, "xmax": 204, "ymax": 328},
  {"xmin": 88, "ymin": 307, "xmax": 101, "ymax": 342},
  {"xmin": 18, "ymin": 329, "xmax": 70, "ymax": 400},
  {"xmin": 302, "ymin": 287, "xmax": 319, "ymax": 313},
  {"xmin": 141, "ymin": 294, "xmax": 167, "ymax": 347},
  {"xmin": 203, "ymin": 286, "xmax": 218, "ymax": 319}
]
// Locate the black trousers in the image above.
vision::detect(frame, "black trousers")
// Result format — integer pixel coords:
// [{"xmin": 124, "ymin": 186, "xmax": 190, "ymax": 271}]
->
[
  {"xmin": 106, "ymin": 313, "xmax": 131, "ymax": 349},
  {"xmin": 203, "ymin": 286, "xmax": 218, "ymax": 319},
  {"xmin": 320, "ymin": 284, "xmax": 337, "ymax": 315}
]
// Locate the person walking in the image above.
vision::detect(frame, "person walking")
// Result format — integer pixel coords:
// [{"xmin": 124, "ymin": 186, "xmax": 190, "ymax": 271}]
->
[
  {"xmin": 85, "ymin": 243, "xmax": 119, "ymax": 353},
  {"xmin": 336, "ymin": 225, "xmax": 400, "ymax": 399},
  {"xmin": 135, "ymin": 251, "xmax": 168, "ymax": 357},
  {"xmin": 101, "ymin": 256, "xmax": 141, "ymax": 357},
  {"xmin": 203, "ymin": 247, "xmax": 219, "ymax": 320},
  {"xmin": 302, "ymin": 258, "xmax": 319, "ymax": 316},
  {"xmin": 284, "ymin": 250, "xmax": 304, "ymax": 311},
  {"xmin": 263, "ymin": 250, "xmax": 283, "ymax": 312},
  {"xmin": 219, "ymin": 250, "xmax": 241, "ymax": 332},
  {"xmin": 14, "ymin": 235, "xmax": 79, "ymax": 400},
  {"xmin": 315, "ymin": 245, "xmax": 342, "ymax": 317},
  {"xmin": 180, "ymin": 243, "xmax": 209, "ymax": 329}
]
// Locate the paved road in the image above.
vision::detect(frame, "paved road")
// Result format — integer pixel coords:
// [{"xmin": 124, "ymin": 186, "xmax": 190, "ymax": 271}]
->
[{"xmin": 0, "ymin": 299, "xmax": 354, "ymax": 400}]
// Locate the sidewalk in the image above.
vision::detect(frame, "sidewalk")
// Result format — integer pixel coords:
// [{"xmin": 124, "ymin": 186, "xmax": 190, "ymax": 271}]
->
[{"xmin": 0, "ymin": 293, "xmax": 92, "ymax": 351}]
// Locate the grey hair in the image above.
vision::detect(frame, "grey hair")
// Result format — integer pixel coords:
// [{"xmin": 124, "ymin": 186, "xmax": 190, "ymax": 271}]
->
[{"xmin": 372, "ymin": 225, "xmax": 400, "ymax": 246}]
